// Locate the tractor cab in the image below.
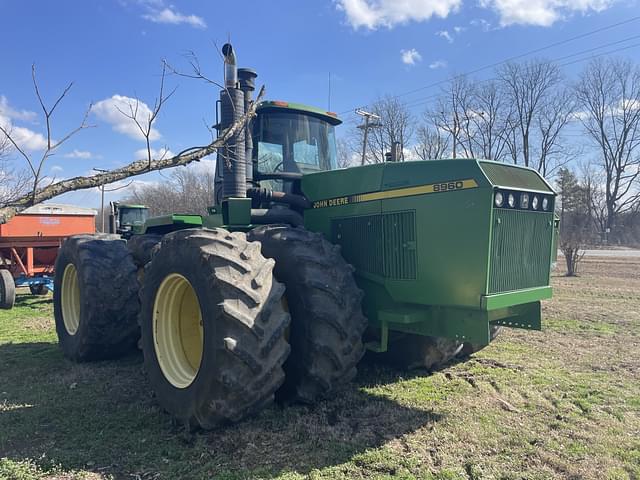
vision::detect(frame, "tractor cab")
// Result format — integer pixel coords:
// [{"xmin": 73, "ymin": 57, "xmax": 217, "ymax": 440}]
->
[
  {"xmin": 253, "ymin": 101, "xmax": 341, "ymax": 192},
  {"xmin": 109, "ymin": 202, "xmax": 149, "ymax": 237}
]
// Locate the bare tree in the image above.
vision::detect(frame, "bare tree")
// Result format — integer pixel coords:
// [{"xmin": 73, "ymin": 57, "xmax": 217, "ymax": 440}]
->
[
  {"xmin": 580, "ymin": 162, "xmax": 607, "ymax": 236},
  {"xmin": 366, "ymin": 96, "xmax": 414, "ymax": 163},
  {"xmin": 536, "ymin": 87, "xmax": 576, "ymax": 177},
  {"xmin": 124, "ymin": 164, "xmax": 214, "ymax": 216},
  {"xmin": 575, "ymin": 58, "xmax": 640, "ymax": 233},
  {"xmin": 116, "ymin": 62, "xmax": 176, "ymax": 168},
  {"xmin": 429, "ymin": 76, "xmax": 475, "ymax": 159},
  {"xmin": 0, "ymin": 65, "xmax": 92, "ymax": 205},
  {"xmin": 469, "ymin": 80, "xmax": 512, "ymax": 161},
  {"xmin": 498, "ymin": 60, "xmax": 562, "ymax": 169},
  {"xmin": 413, "ymin": 125, "xmax": 449, "ymax": 160},
  {"xmin": 0, "ymin": 132, "xmax": 30, "ymax": 205},
  {"xmin": 336, "ymin": 137, "xmax": 358, "ymax": 168}
]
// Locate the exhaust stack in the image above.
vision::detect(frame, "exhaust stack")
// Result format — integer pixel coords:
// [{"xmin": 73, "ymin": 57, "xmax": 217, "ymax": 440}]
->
[
  {"xmin": 238, "ymin": 68, "xmax": 257, "ymax": 184},
  {"xmin": 218, "ymin": 43, "xmax": 246, "ymax": 199}
]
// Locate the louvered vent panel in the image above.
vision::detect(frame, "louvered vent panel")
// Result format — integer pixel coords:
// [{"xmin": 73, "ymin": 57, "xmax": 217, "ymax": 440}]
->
[{"xmin": 332, "ymin": 211, "xmax": 416, "ymax": 280}]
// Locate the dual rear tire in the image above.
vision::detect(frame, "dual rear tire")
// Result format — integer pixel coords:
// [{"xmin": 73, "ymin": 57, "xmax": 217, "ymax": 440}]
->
[{"xmin": 53, "ymin": 235, "xmax": 140, "ymax": 361}]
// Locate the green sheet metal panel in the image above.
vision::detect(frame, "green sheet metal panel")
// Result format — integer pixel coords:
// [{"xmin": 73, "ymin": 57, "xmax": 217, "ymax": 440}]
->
[
  {"xmin": 304, "ymin": 159, "xmax": 494, "ymax": 310},
  {"xmin": 381, "ymin": 187, "xmax": 493, "ymax": 309},
  {"xmin": 301, "ymin": 163, "xmax": 386, "ymax": 202},
  {"xmin": 143, "ymin": 214, "xmax": 203, "ymax": 234}
]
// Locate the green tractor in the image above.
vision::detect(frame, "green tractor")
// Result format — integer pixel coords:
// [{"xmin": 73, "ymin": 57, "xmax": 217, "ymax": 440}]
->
[
  {"xmin": 53, "ymin": 44, "xmax": 556, "ymax": 429},
  {"xmin": 108, "ymin": 202, "xmax": 149, "ymax": 237}
]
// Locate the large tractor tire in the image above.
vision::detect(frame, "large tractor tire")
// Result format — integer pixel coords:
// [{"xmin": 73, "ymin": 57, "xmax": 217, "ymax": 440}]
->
[
  {"xmin": 0, "ymin": 270, "xmax": 16, "ymax": 309},
  {"xmin": 127, "ymin": 233, "xmax": 162, "ymax": 267},
  {"xmin": 384, "ymin": 334, "xmax": 464, "ymax": 371},
  {"xmin": 53, "ymin": 235, "xmax": 140, "ymax": 361},
  {"xmin": 248, "ymin": 225, "xmax": 367, "ymax": 403},
  {"xmin": 458, "ymin": 326, "xmax": 503, "ymax": 357},
  {"xmin": 139, "ymin": 228, "xmax": 290, "ymax": 429}
]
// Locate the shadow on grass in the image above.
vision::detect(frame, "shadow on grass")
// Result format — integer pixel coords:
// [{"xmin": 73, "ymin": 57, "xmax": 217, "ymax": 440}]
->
[
  {"xmin": 12, "ymin": 295, "xmax": 52, "ymax": 309},
  {"xmin": 0, "ymin": 342, "xmax": 443, "ymax": 479}
]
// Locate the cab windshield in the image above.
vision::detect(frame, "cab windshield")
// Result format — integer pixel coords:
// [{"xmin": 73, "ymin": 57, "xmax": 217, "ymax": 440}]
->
[
  {"xmin": 120, "ymin": 208, "xmax": 149, "ymax": 226},
  {"xmin": 254, "ymin": 111, "xmax": 337, "ymax": 176}
]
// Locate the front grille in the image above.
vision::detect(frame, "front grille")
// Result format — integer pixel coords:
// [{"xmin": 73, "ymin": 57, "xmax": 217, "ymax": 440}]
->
[
  {"xmin": 331, "ymin": 211, "xmax": 417, "ymax": 280},
  {"xmin": 489, "ymin": 209, "xmax": 553, "ymax": 293}
]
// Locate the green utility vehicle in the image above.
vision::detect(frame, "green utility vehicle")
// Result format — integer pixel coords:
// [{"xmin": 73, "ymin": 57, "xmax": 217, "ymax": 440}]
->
[{"xmin": 53, "ymin": 44, "xmax": 556, "ymax": 429}]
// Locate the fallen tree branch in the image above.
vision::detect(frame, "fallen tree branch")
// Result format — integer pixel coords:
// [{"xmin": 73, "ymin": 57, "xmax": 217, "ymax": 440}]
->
[{"xmin": 0, "ymin": 86, "xmax": 265, "ymax": 223}]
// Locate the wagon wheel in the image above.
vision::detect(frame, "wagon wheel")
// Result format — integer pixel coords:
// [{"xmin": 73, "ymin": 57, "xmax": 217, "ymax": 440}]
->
[{"xmin": 0, "ymin": 270, "xmax": 16, "ymax": 309}]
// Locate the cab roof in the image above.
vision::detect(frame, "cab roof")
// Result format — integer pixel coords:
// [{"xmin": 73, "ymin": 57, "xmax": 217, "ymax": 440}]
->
[
  {"xmin": 118, "ymin": 204, "xmax": 148, "ymax": 209},
  {"xmin": 256, "ymin": 100, "xmax": 342, "ymax": 126}
]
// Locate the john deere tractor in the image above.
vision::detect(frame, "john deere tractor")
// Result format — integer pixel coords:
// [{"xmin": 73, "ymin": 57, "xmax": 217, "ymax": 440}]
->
[
  {"xmin": 108, "ymin": 202, "xmax": 149, "ymax": 237},
  {"xmin": 53, "ymin": 44, "xmax": 556, "ymax": 429}
]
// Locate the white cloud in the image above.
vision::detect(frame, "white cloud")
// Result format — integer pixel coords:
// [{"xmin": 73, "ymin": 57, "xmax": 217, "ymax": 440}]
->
[
  {"xmin": 134, "ymin": 146, "xmax": 174, "ymax": 160},
  {"xmin": 63, "ymin": 149, "xmax": 93, "ymax": 159},
  {"xmin": 92, "ymin": 95, "xmax": 161, "ymax": 141},
  {"xmin": 142, "ymin": 6, "xmax": 206, "ymax": 28},
  {"xmin": 50, "ymin": 165, "xmax": 63, "ymax": 173},
  {"xmin": 0, "ymin": 96, "xmax": 47, "ymax": 152},
  {"xmin": 429, "ymin": 60, "xmax": 448, "ymax": 69},
  {"xmin": 0, "ymin": 114, "xmax": 48, "ymax": 152},
  {"xmin": 479, "ymin": 0, "xmax": 613, "ymax": 26},
  {"xmin": 336, "ymin": 0, "xmax": 461, "ymax": 30},
  {"xmin": 470, "ymin": 18, "xmax": 493, "ymax": 31},
  {"xmin": 436, "ymin": 30, "xmax": 454, "ymax": 43},
  {"xmin": 401, "ymin": 48, "xmax": 422, "ymax": 66},
  {"xmin": 0, "ymin": 96, "xmax": 38, "ymax": 123},
  {"xmin": 453, "ymin": 25, "xmax": 466, "ymax": 33}
]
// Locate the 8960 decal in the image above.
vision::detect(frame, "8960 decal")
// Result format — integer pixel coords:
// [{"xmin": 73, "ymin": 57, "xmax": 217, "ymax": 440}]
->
[{"xmin": 433, "ymin": 181, "xmax": 464, "ymax": 192}]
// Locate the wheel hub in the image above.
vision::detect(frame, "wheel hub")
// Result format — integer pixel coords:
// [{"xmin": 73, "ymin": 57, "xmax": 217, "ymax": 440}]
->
[
  {"xmin": 61, "ymin": 264, "xmax": 80, "ymax": 335},
  {"xmin": 152, "ymin": 273, "xmax": 204, "ymax": 389}
]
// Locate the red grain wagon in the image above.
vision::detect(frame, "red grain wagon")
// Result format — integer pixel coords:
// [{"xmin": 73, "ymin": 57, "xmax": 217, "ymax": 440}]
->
[{"xmin": 0, "ymin": 203, "xmax": 96, "ymax": 309}]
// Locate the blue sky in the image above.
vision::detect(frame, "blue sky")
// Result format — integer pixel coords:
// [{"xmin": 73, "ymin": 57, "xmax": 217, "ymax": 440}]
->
[{"xmin": 0, "ymin": 0, "xmax": 639, "ymax": 207}]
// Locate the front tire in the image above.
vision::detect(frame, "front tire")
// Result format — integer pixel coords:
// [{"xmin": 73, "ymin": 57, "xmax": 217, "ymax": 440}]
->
[
  {"xmin": 139, "ymin": 228, "xmax": 290, "ymax": 429},
  {"xmin": 248, "ymin": 225, "xmax": 367, "ymax": 403},
  {"xmin": 53, "ymin": 235, "xmax": 140, "ymax": 361}
]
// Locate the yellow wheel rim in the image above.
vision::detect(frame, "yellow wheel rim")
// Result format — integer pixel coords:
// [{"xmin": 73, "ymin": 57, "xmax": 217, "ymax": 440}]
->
[
  {"xmin": 61, "ymin": 264, "xmax": 81, "ymax": 335},
  {"xmin": 153, "ymin": 273, "xmax": 203, "ymax": 389}
]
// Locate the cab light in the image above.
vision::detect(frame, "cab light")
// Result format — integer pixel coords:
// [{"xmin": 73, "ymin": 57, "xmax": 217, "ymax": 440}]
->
[
  {"xmin": 495, "ymin": 191, "xmax": 504, "ymax": 207},
  {"xmin": 520, "ymin": 193, "xmax": 529, "ymax": 209},
  {"xmin": 532, "ymin": 195, "xmax": 539, "ymax": 210},
  {"xmin": 508, "ymin": 193, "xmax": 515, "ymax": 208},
  {"xmin": 542, "ymin": 197, "xmax": 549, "ymax": 211}
]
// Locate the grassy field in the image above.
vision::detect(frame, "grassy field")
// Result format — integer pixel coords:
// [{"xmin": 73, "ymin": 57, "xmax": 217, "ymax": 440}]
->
[{"xmin": 1, "ymin": 257, "xmax": 639, "ymax": 480}]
